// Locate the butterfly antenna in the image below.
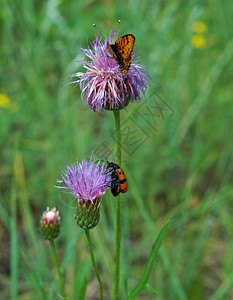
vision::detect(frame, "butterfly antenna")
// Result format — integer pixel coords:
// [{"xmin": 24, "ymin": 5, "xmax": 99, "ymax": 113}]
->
[
  {"xmin": 93, "ymin": 24, "xmax": 104, "ymax": 37},
  {"xmin": 115, "ymin": 20, "xmax": 121, "ymax": 32}
]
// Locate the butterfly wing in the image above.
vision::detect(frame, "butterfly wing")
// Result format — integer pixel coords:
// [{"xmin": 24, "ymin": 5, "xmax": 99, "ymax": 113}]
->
[
  {"xmin": 107, "ymin": 43, "xmax": 125, "ymax": 71},
  {"xmin": 108, "ymin": 34, "xmax": 135, "ymax": 74},
  {"xmin": 115, "ymin": 34, "xmax": 135, "ymax": 73}
]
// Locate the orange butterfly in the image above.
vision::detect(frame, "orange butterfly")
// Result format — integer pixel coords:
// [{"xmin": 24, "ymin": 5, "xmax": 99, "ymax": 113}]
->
[{"xmin": 107, "ymin": 34, "xmax": 135, "ymax": 74}]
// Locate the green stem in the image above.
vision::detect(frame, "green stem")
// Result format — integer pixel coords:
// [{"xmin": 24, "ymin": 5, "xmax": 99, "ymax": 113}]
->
[
  {"xmin": 113, "ymin": 110, "xmax": 121, "ymax": 300},
  {"xmin": 50, "ymin": 240, "xmax": 68, "ymax": 300},
  {"xmin": 85, "ymin": 229, "xmax": 103, "ymax": 300},
  {"xmin": 114, "ymin": 110, "xmax": 121, "ymax": 166}
]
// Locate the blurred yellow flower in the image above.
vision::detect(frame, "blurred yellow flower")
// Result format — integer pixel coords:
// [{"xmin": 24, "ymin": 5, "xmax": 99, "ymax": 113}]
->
[
  {"xmin": 190, "ymin": 35, "xmax": 207, "ymax": 50},
  {"xmin": 192, "ymin": 21, "xmax": 207, "ymax": 34},
  {"xmin": 0, "ymin": 94, "xmax": 12, "ymax": 109}
]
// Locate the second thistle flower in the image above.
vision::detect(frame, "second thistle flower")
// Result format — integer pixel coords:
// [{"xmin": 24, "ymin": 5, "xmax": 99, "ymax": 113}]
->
[{"xmin": 56, "ymin": 155, "xmax": 112, "ymax": 229}]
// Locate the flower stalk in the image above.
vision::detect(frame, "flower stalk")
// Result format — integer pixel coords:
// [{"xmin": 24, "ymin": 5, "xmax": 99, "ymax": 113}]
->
[
  {"xmin": 85, "ymin": 229, "xmax": 103, "ymax": 300},
  {"xmin": 64, "ymin": 28, "xmax": 152, "ymax": 299},
  {"xmin": 49, "ymin": 240, "xmax": 67, "ymax": 300},
  {"xmin": 113, "ymin": 110, "xmax": 121, "ymax": 300}
]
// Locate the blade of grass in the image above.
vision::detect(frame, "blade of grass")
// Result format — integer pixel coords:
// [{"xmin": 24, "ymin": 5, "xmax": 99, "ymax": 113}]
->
[
  {"xmin": 10, "ymin": 185, "xmax": 18, "ymax": 300},
  {"xmin": 61, "ymin": 226, "xmax": 82, "ymax": 272},
  {"xmin": 211, "ymin": 271, "xmax": 233, "ymax": 299},
  {"xmin": 127, "ymin": 171, "xmax": 188, "ymax": 299},
  {"xmin": 21, "ymin": 251, "xmax": 47, "ymax": 300},
  {"xmin": 10, "ymin": 159, "xmax": 18, "ymax": 300},
  {"xmin": 183, "ymin": 216, "xmax": 214, "ymax": 290},
  {"xmin": 174, "ymin": 38, "xmax": 233, "ymax": 145},
  {"xmin": 128, "ymin": 221, "xmax": 169, "ymax": 299},
  {"xmin": 0, "ymin": 193, "xmax": 9, "ymax": 227},
  {"xmin": 14, "ymin": 150, "xmax": 37, "ymax": 246}
]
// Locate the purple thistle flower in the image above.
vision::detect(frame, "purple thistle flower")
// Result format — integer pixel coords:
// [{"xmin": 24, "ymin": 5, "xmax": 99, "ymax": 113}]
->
[
  {"xmin": 56, "ymin": 154, "xmax": 111, "ymax": 203},
  {"xmin": 68, "ymin": 30, "xmax": 152, "ymax": 113}
]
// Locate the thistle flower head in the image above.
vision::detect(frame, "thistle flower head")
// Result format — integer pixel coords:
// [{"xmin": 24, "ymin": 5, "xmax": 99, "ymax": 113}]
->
[
  {"xmin": 68, "ymin": 30, "xmax": 151, "ymax": 112},
  {"xmin": 56, "ymin": 154, "xmax": 111, "ymax": 203},
  {"xmin": 40, "ymin": 207, "xmax": 61, "ymax": 240},
  {"xmin": 56, "ymin": 154, "xmax": 111, "ymax": 229}
]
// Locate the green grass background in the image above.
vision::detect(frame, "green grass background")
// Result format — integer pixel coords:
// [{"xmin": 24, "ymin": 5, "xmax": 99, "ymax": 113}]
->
[{"xmin": 1, "ymin": 0, "xmax": 233, "ymax": 299}]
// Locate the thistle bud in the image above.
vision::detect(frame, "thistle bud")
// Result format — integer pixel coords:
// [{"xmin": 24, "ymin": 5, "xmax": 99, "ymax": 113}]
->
[{"xmin": 40, "ymin": 207, "xmax": 61, "ymax": 240}]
